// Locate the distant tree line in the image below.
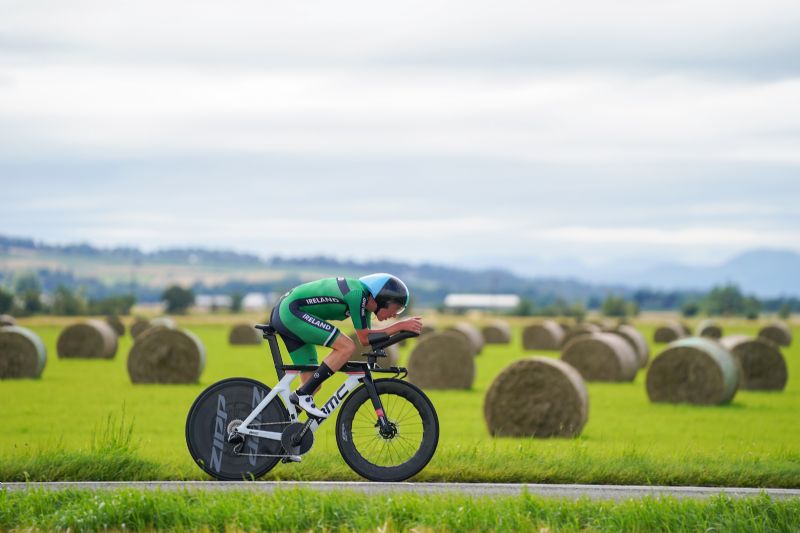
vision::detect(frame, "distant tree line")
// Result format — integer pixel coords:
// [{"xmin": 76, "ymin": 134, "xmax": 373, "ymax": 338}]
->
[
  {"xmin": 1, "ymin": 268, "xmax": 798, "ymax": 320},
  {"xmin": 511, "ymin": 283, "xmax": 794, "ymax": 320},
  {"xmin": 0, "ymin": 272, "xmax": 135, "ymax": 317},
  {"xmin": 0, "ymin": 273, "xmax": 244, "ymax": 317}
]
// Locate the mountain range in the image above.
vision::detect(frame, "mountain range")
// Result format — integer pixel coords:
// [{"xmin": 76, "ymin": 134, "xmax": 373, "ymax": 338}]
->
[
  {"xmin": 466, "ymin": 249, "xmax": 800, "ymax": 298},
  {"xmin": 619, "ymin": 250, "xmax": 800, "ymax": 297}
]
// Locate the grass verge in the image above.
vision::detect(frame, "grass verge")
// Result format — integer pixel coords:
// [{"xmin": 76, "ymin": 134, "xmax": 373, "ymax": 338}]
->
[
  {"xmin": 1, "ymin": 489, "xmax": 799, "ymax": 532},
  {"xmin": 0, "ymin": 410, "xmax": 160, "ymax": 482}
]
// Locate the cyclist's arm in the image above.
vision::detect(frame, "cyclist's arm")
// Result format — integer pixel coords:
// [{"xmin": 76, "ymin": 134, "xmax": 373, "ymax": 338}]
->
[
  {"xmin": 344, "ymin": 288, "xmax": 422, "ymax": 345},
  {"xmin": 345, "ymin": 289, "xmax": 372, "ymax": 345},
  {"xmin": 354, "ymin": 318, "xmax": 423, "ymax": 346}
]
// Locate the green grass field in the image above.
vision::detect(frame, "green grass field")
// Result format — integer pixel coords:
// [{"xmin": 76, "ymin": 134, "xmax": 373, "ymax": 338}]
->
[
  {"xmin": 2, "ymin": 488, "xmax": 799, "ymax": 532},
  {"xmin": 1, "ymin": 318, "xmax": 799, "ymax": 486}
]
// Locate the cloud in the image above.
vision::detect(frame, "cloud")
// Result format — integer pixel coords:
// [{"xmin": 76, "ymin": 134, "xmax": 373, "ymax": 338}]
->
[
  {"xmin": 2, "ymin": 1, "xmax": 800, "ymax": 77},
  {"xmin": 684, "ymin": 203, "xmax": 787, "ymax": 217},
  {"xmin": 1, "ymin": 65, "xmax": 799, "ymax": 167},
  {"xmin": 1, "ymin": 0, "xmax": 799, "ymax": 269}
]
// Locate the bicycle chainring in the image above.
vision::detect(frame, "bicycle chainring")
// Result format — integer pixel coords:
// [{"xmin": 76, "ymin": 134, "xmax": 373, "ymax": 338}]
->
[{"xmin": 280, "ymin": 422, "xmax": 314, "ymax": 456}]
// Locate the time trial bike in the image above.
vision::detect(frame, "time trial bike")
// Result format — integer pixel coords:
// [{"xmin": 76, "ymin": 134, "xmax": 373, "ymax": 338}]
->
[{"xmin": 185, "ymin": 324, "xmax": 439, "ymax": 482}]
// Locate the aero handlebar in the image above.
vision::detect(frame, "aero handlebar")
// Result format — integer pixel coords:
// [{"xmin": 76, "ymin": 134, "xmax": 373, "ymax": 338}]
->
[{"xmin": 368, "ymin": 331, "xmax": 420, "ymax": 351}]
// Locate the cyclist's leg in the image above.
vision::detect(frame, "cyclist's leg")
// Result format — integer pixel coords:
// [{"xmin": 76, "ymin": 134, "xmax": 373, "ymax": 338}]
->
[
  {"xmin": 274, "ymin": 302, "xmax": 356, "ymax": 416},
  {"xmin": 271, "ymin": 305, "xmax": 315, "ymax": 363},
  {"xmin": 287, "ymin": 344, "xmax": 318, "ymax": 387},
  {"xmin": 271, "ymin": 324, "xmax": 327, "ymax": 415},
  {"xmin": 293, "ymin": 335, "xmax": 357, "ymax": 389},
  {"xmin": 323, "ymin": 333, "xmax": 357, "ymax": 371},
  {"xmin": 292, "ymin": 332, "xmax": 357, "ymax": 418}
]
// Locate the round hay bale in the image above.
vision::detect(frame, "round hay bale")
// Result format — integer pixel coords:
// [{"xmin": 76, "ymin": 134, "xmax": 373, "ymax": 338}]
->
[
  {"xmin": 0, "ymin": 314, "xmax": 17, "ymax": 327},
  {"xmin": 57, "ymin": 320, "xmax": 118, "ymax": 359},
  {"xmin": 105, "ymin": 315, "xmax": 125, "ymax": 337},
  {"xmin": 719, "ymin": 335, "xmax": 787, "ymax": 391},
  {"xmin": 696, "ymin": 319, "xmax": 723, "ymax": 339},
  {"xmin": 522, "ymin": 320, "xmax": 565, "ymax": 351},
  {"xmin": 407, "ymin": 331, "xmax": 475, "ymax": 389},
  {"xmin": 653, "ymin": 321, "xmax": 686, "ymax": 343},
  {"xmin": 0, "ymin": 326, "xmax": 47, "ymax": 379},
  {"xmin": 348, "ymin": 332, "xmax": 399, "ymax": 367},
  {"xmin": 614, "ymin": 324, "xmax": 650, "ymax": 368},
  {"xmin": 228, "ymin": 323, "xmax": 262, "ymax": 345},
  {"xmin": 646, "ymin": 337, "xmax": 739, "ymax": 404},
  {"xmin": 560, "ymin": 332, "xmax": 639, "ymax": 381},
  {"xmin": 446, "ymin": 322, "xmax": 483, "ymax": 355},
  {"xmin": 421, "ymin": 324, "xmax": 436, "ymax": 335},
  {"xmin": 561, "ymin": 323, "xmax": 601, "ymax": 349},
  {"xmin": 481, "ymin": 320, "xmax": 512, "ymax": 344},
  {"xmin": 484, "ymin": 357, "xmax": 588, "ymax": 438},
  {"xmin": 758, "ymin": 322, "xmax": 792, "ymax": 347},
  {"xmin": 130, "ymin": 317, "xmax": 150, "ymax": 338},
  {"xmin": 127, "ymin": 328, "xmax": 206, "ymax": 383}
]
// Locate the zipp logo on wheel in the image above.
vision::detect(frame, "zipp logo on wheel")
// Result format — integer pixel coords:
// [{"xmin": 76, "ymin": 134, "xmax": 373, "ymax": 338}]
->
[
  {"xmin": 248, "ymin": 387, "xmax": 265, "ymax": 466},
  {"xmin": 209, "ymin": 394, "xmax": 227, "ymax": 472}
]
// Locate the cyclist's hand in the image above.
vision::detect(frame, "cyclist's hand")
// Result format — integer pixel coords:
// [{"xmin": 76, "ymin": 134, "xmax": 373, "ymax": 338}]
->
[{"xmin": 394, "ymin": 316, "xmax": 423, "ymax": 335}]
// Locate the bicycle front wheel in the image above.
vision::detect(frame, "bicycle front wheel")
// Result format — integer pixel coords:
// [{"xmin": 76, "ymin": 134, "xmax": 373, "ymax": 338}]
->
[
  {"xmin": 336, "ymin": 378, "xmax": 439, "ymax": 482},
  {"xmin": 185, "ymin": 377, "xmax": 289, "ymax": 481}
]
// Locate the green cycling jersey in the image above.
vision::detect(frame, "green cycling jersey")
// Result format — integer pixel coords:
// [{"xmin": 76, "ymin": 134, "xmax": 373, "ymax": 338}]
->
[{"xmin": 270, "ymin": 277, "xmax": 372, "ymax": 364}]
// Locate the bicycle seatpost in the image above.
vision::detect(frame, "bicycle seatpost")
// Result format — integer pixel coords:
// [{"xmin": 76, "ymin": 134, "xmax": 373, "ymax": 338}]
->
[
  {"xmin": 255, "ymin": 324, "xmax": 285, "ymax": 379},
  {"xmin": 266, "ymin": 333, "xmax": 285, "ymax": 379}
]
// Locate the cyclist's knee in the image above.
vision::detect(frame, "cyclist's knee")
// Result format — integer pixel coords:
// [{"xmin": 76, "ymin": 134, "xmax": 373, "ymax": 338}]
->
[{"xmin": 331, "ymin": 333, "xmax": 356, "ymax": 355}]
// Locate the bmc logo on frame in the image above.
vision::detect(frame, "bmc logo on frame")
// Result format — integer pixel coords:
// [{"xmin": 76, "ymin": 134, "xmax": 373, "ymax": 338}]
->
[{"xmin": 322, "ymin": 384, "xmax": 349, "ymax": 415}]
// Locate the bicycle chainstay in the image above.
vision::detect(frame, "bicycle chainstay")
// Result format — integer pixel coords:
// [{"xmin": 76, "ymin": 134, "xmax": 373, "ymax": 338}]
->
[{"xmin": 229, "ymin": 420, "xmax": 301, "ymax": 458}]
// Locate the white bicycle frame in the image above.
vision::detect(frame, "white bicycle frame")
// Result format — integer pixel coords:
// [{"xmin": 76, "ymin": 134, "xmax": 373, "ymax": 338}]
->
[{"xmin": 235, "ymin": 369, "xmax": 367, "ymax": 441}]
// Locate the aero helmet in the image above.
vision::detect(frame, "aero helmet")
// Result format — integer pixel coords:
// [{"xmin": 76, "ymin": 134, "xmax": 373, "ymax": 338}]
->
[{"xmin": 359, "ymin": 273, "xmax": 410, "ymax": 314}]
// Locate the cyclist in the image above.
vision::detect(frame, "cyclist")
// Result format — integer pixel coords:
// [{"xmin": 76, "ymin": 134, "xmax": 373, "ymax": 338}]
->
[{"xmin": 270, "ymin": 273, "xmax": 422, "ymax": 418}]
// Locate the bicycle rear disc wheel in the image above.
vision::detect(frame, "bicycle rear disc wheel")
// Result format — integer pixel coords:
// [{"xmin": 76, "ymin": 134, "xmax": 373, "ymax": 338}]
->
[
  {"xmin": 185, "ymin": 377, "xmax": 289, "ymax": 480},
  {"xmin": 336, "ymin": 378, "xmax": 439, "ymax": 482}
]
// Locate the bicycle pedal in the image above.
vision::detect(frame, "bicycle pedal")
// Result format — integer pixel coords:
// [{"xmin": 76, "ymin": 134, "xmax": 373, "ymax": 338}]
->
[{"xmin": 281, "ymin": 455, "xmax": 302, "ymax": 463}]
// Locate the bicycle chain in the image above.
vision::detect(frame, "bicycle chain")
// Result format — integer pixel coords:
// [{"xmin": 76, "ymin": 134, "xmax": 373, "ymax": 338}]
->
[
  {"xmin": 246, "ymin": 421, "xmax": 294, "ymax": 427},
  {"xmin": 230, "ymin": 420, "xmax": 298, "ymax": 457},
  {"xmin": 231, "ymin": 451, "xmax": 296, "ymax": 458}
]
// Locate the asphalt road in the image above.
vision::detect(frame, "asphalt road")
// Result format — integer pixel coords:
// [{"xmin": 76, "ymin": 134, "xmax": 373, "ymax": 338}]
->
[{"xmin": 2, "ymin": 481, "xmax": 799, "ymax": 500}]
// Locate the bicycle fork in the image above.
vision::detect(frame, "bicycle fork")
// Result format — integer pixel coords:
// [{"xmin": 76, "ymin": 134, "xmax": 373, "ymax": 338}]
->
[{"xmin": 361, "ymin": 373, "xmax": 395, "ymax": 438}]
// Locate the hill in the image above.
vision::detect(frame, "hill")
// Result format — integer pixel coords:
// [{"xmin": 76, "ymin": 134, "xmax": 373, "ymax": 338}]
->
[
  {"xmin": 0, "ymin": 234, "xmax": 625, "ymax": 306},
  {"xmin": 1, "ymin": 235, "xmax": 798, "ymax": 307}
]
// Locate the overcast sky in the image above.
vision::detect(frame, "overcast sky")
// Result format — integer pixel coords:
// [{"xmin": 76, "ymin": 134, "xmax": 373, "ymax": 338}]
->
[{"xmin": 1, "ymin": 0, "xmax": 799, "ymax": 275}]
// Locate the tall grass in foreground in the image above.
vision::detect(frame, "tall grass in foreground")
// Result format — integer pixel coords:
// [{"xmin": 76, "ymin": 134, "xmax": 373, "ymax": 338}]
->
[
  {"xmin": 0, "ymin": 410, "xmax": 160, "ymax": 482},
  {"xmin": 1, "ymin": 489, "xmax": 798, "ymax": 532}
]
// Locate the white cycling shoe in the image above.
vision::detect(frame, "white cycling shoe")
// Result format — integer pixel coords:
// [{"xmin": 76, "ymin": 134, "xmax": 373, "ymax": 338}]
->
[{"xmin": 289, "ymin": 392, "xmax": 328, "ymax": 419}]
